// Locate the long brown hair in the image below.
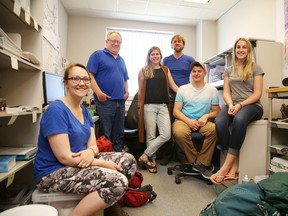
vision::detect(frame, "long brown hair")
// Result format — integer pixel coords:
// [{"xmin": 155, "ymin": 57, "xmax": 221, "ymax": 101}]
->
[
  {"xmin": 141, "ymin": 46, "xmax": 162, "ymax": 79},
  {"xmin": 231, "ymin": 38, "xmax": 254, "ymax": 81}
]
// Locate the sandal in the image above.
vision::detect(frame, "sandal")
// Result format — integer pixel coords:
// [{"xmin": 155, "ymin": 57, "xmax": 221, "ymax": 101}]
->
[
  {"xmin": 138, "ymin": 158, "xmax": 156, "ymax": 170},
  {"xmin": 210, "ymin": 172, "xmax": 225, "ymax": 185},
  {"xmin": 224, "ymin": 173, "xmax": 239, "ymax": 181},
  {"xmin": 148, "ymin": 165, "xmax": 157, "ymax": 174}
]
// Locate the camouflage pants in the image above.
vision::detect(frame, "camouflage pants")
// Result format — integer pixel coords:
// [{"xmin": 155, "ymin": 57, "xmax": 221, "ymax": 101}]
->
[{"xmin": 37, "ymin": 152, "xmax": 137, "ymax": 205}]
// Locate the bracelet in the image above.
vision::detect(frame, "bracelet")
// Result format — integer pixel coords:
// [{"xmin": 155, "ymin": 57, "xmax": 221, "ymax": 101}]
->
[
  {"xmin": 89, "ymin": 147, "xmax": 98, "ymax": 157},
  {"xmin": 238, "ymin": 103, "xmax": 243, "ymax": 108}
]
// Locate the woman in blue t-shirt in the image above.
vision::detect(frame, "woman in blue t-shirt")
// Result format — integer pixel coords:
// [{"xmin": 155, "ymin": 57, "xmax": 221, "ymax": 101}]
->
[{"xmin": 34, "ymin": 63, "xmax": 136, "ymax": 216}]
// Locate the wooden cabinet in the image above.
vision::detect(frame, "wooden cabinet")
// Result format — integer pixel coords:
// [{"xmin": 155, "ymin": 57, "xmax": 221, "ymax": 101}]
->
[
  {"xmin": 266, "ymin": 87, "xmax": 288, "ymax": 174},
  {"xmin": 204, "ymin": 39, "xmax": 282, "ymax": 118},
  {"xmin": 0, "ymin": 0, "xmax": 43, "ymax": 186}
]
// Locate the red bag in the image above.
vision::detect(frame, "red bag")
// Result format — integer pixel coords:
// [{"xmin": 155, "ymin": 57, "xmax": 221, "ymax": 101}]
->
[
  {"xmin": 96, "ymin": 136, "xmax": 113, "ymax": 152},
  {"xmin": 128, "ymin": 171, "xmax": 143, "ymax": 188},
  {"xmin": 118, "ymin": 184, "xmax": 157, "ymax": 207}
]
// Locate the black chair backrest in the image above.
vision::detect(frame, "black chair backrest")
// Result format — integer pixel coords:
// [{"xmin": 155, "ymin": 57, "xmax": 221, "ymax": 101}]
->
[{"xmin": 125, "ymin": 93, "xmax": 138, "ymax": 129}]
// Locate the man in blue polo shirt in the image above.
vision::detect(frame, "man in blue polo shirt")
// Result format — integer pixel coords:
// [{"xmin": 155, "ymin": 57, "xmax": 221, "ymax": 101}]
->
[
  {"xmin": 87, "ymin": 31, "xmax": 129, "ymax": 152},
  {"xmin": 163, "ymin": 34, "xmax": 195, "ymax": 89},
  {"xmin": 160, "ymin": 34, "xmax": 195, "ymax": 165}
]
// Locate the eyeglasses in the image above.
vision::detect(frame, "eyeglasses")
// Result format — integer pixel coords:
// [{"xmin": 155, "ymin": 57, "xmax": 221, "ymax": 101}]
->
[
  {"xmin": 107, "ymin": 39, "xmax": 122, "ymax": 44},
  {"xmin": 66, "ymin": 76, "xmax": 91, "ymax": 84}
]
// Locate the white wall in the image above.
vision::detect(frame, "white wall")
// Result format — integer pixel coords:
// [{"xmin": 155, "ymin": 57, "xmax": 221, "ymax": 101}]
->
[
  {"xmin": 66, "ymin": 16, "xmax": 196, "ymax": 65},
  {"xmin": 58, "ymin": 1, "xmax": 68, "ymax": 58},
  {"xmin": 196, "ymin": 20, "xmax": 218, "ymax": 61},
  {"xmin": 217, "ymin": 0, "xmax": 278, "ymax": 53},
  {"xmin": 64, "ymin": 0, "xmax": 286, "ymax": 81}
]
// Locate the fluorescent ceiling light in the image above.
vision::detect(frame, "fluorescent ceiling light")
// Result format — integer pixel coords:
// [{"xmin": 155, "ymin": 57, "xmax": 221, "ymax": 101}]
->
[{"xmin": 183, "ymin": 0, "xmax": 210, "ymax": 4}]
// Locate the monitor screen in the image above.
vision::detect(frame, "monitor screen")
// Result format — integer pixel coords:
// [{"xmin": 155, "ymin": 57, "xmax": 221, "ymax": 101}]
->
[{"xmin": 43, "ymin": 71, "xmax": 65, "ymax": 106}]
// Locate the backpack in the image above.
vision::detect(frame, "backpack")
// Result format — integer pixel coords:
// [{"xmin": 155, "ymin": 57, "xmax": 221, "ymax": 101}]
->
[
  {"xmin": 96, "ymin": 136, "xmax": 113, "ymax": 152},
  {"xmin": 118, "ymin": 184, "xmax": 157, "ymax": 207},
  {"xmin": 199, "ymin": 183, "xmax": 280, "ymax": 216},
  {"xmin": 258, "ymin": 172, "xmax": 288, "ymax": 214},
  {"xmin": 118, "ymin": 171, "xmax": 157, "ymax": 207},
  {"xmin": 128, "ymin": 171, "xmax": 143, "ymax": 188}
]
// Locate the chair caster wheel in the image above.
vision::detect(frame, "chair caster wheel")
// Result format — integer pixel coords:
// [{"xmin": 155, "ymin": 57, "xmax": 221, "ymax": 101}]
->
[
  {"xmin": 175, "ymin": 177, "xmax": 181, "ymax": 184},
  {"xmin": 167, "ymin": 168, "xmax": 173, "ymax": 175}
]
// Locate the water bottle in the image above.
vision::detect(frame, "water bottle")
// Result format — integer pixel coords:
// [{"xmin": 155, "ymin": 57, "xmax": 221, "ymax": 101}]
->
[{"xmin": 242, "ymin": 174, "xmax": 250, "ymax": 184}]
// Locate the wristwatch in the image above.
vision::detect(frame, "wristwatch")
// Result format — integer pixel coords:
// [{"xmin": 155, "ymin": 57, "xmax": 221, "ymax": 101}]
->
[{"xmin": 89, "ymin": 147, "xmax": 98, "ymax": 157}]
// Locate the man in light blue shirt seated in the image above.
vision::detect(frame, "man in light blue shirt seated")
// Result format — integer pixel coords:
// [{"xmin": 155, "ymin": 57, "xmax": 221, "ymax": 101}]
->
[{"xmin": 172, "ymin": 61, "xmax": 220, "ymax": 179}]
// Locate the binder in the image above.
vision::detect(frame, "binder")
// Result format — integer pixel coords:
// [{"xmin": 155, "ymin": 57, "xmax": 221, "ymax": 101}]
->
[{"xmin": 0, "ymin": 155, "xmax": 16, "ymax": 173}]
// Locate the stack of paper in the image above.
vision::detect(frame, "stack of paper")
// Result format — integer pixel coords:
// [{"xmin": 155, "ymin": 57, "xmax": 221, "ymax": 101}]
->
[
  {"xmin": 0, "ymin": 28, "xmax": 22, "ymax": 57},
  {"xmin": 270, "ymin": 156, "xmax": 288, "ymax": 173},
  {"xmin": 270, "ymin": 145, "xmax": 288, "ymax": 155},
  {"xmin": 0, "ymin": 146, "xmax": 37, "ymax": 161}
]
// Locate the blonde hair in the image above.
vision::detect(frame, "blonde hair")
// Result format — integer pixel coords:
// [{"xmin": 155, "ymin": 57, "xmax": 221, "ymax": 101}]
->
[
  {"xmin": 141, "ymin": 46, "xmax": 162, "ymax": 79},
  {"xmin": 171, "ymin": 34, "xmax": 186, "ymax": 46},
  {"xmin": 106, "ymin": 31, "xmax": 122, "ymax": 41},
  {"xmin": 231, "ymin": 37, "xmax": 254, "ymax": 81}
]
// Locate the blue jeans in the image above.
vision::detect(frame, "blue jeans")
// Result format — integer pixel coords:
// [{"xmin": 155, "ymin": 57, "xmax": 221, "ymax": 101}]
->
[
  {"xmin": 95, "ymin": 99, "xmax": 125, "ymax": 152},
  {"xmin": 144, "ymin": 104, "xmax": 171, "ymax": 160},
  {"xmin": 215, "ymin": 104, "xmax": 263, "ymax": 156}
]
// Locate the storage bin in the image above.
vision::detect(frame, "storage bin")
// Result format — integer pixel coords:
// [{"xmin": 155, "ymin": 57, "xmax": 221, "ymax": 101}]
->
[
  {"xmin": 0, "ymin": 204, "xmax": 57, "ymax": 216},
  {"xmin": 32, "ymin": 189, "xmax": 103, "ymax": 216}
]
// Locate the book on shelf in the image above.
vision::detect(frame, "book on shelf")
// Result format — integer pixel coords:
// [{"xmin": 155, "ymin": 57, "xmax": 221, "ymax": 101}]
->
[
  {"xmin": 0, "ymin": 146, "xmax": 37, "ymax": 161},
  {"xmin": 0, "ymin": 155, "xmax": 16, "ymax": 173},
  {"xmin": 16, "ymin": 152, "xmax": 36, "ymax": 161},
  {"xmin": 0, "ymin": 146, "xmax": 37, "ymax": 156}
]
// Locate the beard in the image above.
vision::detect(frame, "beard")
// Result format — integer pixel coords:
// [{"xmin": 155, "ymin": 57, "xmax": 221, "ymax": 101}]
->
[{"xmin": 174, "ymin": 46, "xmax": 184, "ymax": 53}]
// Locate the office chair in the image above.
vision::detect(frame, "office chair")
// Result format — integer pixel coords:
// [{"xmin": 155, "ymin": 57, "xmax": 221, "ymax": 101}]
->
[
  {"xmin": 167, "ymin": 132, "xmax": 213, "ymax": 184},
  {"xmin": 124, "ymin": 93, "xmax": 145, "ymax": 158}
]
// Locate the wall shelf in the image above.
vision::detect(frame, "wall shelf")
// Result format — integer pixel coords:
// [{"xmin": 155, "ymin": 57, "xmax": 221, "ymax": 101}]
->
[
  {"xmin": 0, "ymin": 160, "xmax": 34, "ymax": 183},
  {"xmin": 0, "ymin": 0, "xmax": 43, "ymax": 187},
  {"xmin": 266, "ymin": 87, "xmax": 288, "ymax": 174},
  {"xmin": 0, "ymin": 49, "xmax": 41, "ymax": 71}
]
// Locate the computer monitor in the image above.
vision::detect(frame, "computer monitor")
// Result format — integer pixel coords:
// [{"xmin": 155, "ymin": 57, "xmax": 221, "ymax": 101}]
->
[{"xmin": 42, "ymin": 71, "xmax": 65, "ymax": 107}]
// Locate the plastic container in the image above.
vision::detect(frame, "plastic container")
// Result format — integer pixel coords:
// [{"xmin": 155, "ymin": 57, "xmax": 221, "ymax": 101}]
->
[
  {"xmin": 0, "ymin": 204, "xmax": 57, "ymax": 216},
  {"xmin": 32, "ymin": 189, "xmax": 103, "ymax": 216},
  {"xmin": 242, "ymin": 174, "xmax": 250, "ymax": 184}
]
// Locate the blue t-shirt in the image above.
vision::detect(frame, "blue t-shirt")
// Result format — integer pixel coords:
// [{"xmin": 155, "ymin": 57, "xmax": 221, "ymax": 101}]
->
[
  {"xmin": 163, "ymin": 54, "xmax": 195, "ymax": 86},
  {"xmin": 175, "ymin": 83, "xmax": 219, "ymax": 120},
  {"xmin": 86, "ymin": 48, "xmax": 129, "ymax": 101},
  {"xmin": 34, "ymin": 100, "xmax": 94, "ymax": 181}
]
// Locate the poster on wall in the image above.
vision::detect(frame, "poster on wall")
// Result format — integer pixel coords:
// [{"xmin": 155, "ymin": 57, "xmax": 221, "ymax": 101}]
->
[
  {"xmin": 43, "ymin": 0, "xmax": 59, "ymax": 50},
  {"xmin": 283, "ymin": 0, "xmax": 288, "ymax": 85},
  {"xmin": 42, "ymin": 38, "xmax": 61, "ymax": 74}
]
